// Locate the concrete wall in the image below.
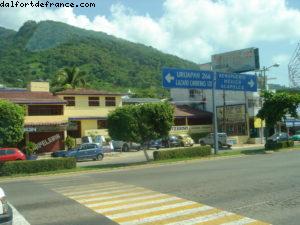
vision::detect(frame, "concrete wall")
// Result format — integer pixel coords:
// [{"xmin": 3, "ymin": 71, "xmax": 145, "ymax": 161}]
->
[{"xmin": 28, "ymin": 82, "xmax": 50, "ymax": 92}]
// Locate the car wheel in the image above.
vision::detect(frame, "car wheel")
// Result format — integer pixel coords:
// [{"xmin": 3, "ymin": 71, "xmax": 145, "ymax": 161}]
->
[
  {"xmin": 218, "ymin": 141, "xmax": 223, "ymax": 149},
  {"xmin": 96, "ymin": 154, "xmax": 103, "ymax": 161},
  {"xmin": 200, "ymin": 141, "xmax": 205, "ymax": 146},
  {"xmin": 122, "ymin": 144, "xmax": 129, "ymax": 152}
]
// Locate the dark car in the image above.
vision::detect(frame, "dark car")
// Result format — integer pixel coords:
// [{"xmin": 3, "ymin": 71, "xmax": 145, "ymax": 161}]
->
[
  {"xmin": 149, "ymin": 139, "xmax": 164, "ymax": 149},
  {"xmin": 0, "ymin": 148, "xmax": 26, "ymax": 162},
  {"xmin": 150, "ymin": 136, "xmax": 182, "ymax": 149},
  {"xmin": 267, "ymin": 132, "xmax": 290, "ymax": 143},
  {"xmin": 53, "ymin": 143, "xmax": 104, "ymax": 161},
  {"xmin": 112, "ymin": 141, "xmax": 141, "ymax": 152},
  {"xmin": 0, "ymin": 187, "xmax": 12, "ymax": 225}
]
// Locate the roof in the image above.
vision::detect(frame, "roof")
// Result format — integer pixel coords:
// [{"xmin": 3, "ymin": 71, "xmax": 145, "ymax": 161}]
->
[
  {"xmin": 55, "ymin": 89, "xmax": 124, "ymax": 96},
  {"xmin": 0, "ymin": 91, "xmax": 66, "ymax": 104},
  {"xmin": 174, "ymin": 105, "xmax": 213, "ymax": 118}
]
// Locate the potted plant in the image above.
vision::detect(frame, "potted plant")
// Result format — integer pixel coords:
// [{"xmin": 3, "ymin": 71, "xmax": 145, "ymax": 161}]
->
[
  {"xmin": 25, "ymin": 142, "xmax": 38, "ymax": 160},
  {"xmin": 65, "ymin": 136, "xmax": 76, "ymax": 150}
]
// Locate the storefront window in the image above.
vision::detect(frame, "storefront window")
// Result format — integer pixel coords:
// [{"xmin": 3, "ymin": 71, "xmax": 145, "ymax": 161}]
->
[{"xmin": 97, "ymin": 120, "xmax": 107, "ymax": 129}]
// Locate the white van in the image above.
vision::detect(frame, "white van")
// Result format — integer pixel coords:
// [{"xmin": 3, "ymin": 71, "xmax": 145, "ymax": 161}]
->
[{"xmin": 199, "ymin": 133, "xmax": 232, "ymax": 149}]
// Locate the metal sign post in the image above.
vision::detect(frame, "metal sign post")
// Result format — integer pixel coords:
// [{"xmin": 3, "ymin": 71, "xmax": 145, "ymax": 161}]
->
[{"xmin": 212, "ymin": 71, "xmax": 219, "ymax": 154}]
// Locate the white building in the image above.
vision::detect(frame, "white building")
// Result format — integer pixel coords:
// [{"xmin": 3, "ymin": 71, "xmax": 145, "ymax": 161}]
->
[{"xmin": 170, "ymin": 88, "xmax": 263, "ymax": 144}]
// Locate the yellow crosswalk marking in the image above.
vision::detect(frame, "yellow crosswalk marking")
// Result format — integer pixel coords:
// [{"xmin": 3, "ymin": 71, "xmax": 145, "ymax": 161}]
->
[
  {"xmin": 103, "ymin": 198, "xmax": 186, "ymax": 216},
  {"xmin": 50, "ymin": 181, "xmax": 271, "ymax": 225},
  {"xmin": 90, "ymin": 195, "xmax": 173, "ymax": 210}
]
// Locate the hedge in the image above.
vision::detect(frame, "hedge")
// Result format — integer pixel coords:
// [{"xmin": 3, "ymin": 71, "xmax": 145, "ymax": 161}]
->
[
  {"xmin": 0, "ymin": 158, "xmax": 76, "ymax": 176},
  {"xmin": 265, "ymin": 140, "xmax": 294, "ymax": 150},
  {"xmin": 153, "ymin": 146, "xmax": 211, "ymax": 161}
]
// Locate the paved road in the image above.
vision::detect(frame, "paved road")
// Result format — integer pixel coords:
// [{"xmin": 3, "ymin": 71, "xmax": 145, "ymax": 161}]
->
[{"xmin": 1, "ymin": 150, "xmax": 299, "ymax": 224}]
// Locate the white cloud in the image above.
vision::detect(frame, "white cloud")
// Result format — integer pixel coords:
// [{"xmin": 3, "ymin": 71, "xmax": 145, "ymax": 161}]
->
[
  {"xmin": 272, "ymin": 54, "xmax": 290, "ymax": 65},
  {"xmin": 1, "ymin": 0, "xmax": 300, "ymax": 64}
]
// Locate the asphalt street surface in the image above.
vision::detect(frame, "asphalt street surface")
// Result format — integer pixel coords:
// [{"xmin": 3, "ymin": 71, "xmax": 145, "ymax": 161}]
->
[{"xmin": 1, "ymin": 150, "xmax": 299, "ymax": 225}]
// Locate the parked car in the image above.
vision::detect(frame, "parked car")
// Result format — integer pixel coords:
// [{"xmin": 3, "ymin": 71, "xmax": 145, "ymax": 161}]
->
[
  {"xmin": 176, "ymin": 134, "xmax": 194, "ymax": 147},
  {"xmin": 150, "ymin": 136, "xmax": 182, "ymax": 149},
  {"xmin": 0, "ymin": 187, "xmax": 12, "ymax": 225},
  {"xmin": 54, "ymin": 143, "xmax": 104, "ymax": 161},
  {"xmin": 51, "ymin": 150, "xmax": 68, "ymax": 158},
  {"xmin": 267, "ymin": 132, "xmax": 290, "ymax": 143},
  {"xmin": 199, "ymin": 133, "xmax": 232, "ymax": 149},
  {"xmin": 291, "ymin": 130, "xmax": 300, "ymax": 141},
  {"xmin": 0, "ymin": 148, "xmax": 26, "ymax": 162},
  {"xmin": 112, "ymin": 141, "xmax": 141, "ymax": 152},
  {"xmin": 149, "ymin": 139, "xmax": 164, "ymax": 149},
  {"xmin": 81, "ymin": 135, "xmax": 106, "ymax": 146}
]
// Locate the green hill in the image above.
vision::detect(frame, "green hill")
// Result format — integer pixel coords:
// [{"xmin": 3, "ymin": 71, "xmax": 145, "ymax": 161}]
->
[{"xmin": 0, "ymin": 20, "xmax": 199, "ymax": 96}]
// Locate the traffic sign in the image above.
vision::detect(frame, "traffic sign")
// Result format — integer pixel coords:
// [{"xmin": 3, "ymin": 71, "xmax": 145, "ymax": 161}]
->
[
  {"xmin": 162, "ymin": 68, "xmax": 257, "ymax": 92},
  {"xmin": 162, "ymin": 68, "xmax": 213, "ymax": 89},
  {"xmin": 216, "ymin": 72, "xmax": 257, "ymax": 92}
]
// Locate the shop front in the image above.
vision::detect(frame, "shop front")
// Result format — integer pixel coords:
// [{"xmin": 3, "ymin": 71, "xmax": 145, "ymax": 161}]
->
[{"xmin": 25, "ymin": 123, "xmax": 67, "ymax": 153}]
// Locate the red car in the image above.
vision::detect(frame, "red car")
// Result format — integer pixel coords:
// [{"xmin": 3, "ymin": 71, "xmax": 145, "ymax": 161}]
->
[{"xmin": 0, "ymin": 148, "xmax": 26, "ymax": 162}]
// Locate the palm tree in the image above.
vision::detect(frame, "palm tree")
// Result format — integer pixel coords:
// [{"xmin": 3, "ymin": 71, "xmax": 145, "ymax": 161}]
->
[{"xmin": 52, "ymin": 67, "xmax": 88, "ymax": 90}]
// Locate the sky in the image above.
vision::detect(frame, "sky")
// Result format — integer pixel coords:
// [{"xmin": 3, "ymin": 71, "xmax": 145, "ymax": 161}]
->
[{"xmin": 1, "ymin": 0, "xmax": 300, "ymax": 87}]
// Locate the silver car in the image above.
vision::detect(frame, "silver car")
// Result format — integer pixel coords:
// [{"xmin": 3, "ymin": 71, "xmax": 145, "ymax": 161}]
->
[{"xmin": 0, "ymin": 188, "xmax": 12, "ymax": 225}]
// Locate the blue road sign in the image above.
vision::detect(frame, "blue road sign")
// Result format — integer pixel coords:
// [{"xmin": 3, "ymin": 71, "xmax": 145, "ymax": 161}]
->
[
  {"xmin": 216, "ymin": 72, "xmax": 257, "ymax": 92},
  {"xmin": 162, "ymin": 68, "xmax": 213, "ymax": 89}
]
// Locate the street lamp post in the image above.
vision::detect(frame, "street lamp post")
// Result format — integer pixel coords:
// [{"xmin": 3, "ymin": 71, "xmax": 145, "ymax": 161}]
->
[
  {"xmin": 261, "ymin": 63, "xmax": 280, "ymax": 90},
  {"xmin": 258, "ymin": 63, "xmax": 279, "ymax": 143}
]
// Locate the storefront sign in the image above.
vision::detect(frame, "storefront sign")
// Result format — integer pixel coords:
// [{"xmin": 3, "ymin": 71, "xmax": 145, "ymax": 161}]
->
[
  {"xmin": 36, "ymin": 134, "xmax": 61, "ymax": 150},
  {"xmin": 217, "ymin": 104, "xmax": 246, "ymax": 123},
  {"xmin": 171, "ymin": 125, "xmax": 212, "ymax": 134},
  {"xmin": 24, "ymin": 127, "xmax": 37, "ymax": 132},
  {"xmin": 254, "ymin": 117, "xmax": 265, "ymax": 128}
]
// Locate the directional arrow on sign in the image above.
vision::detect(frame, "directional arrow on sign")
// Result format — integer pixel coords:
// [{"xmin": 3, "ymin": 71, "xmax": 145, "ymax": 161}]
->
[
  {"xmin": 248, "ymin": 79, "xmax": 254, "ymax": 88},
  {"xmin": 165, "ymin": 73, "xmax": 174, "ymax": 83}
]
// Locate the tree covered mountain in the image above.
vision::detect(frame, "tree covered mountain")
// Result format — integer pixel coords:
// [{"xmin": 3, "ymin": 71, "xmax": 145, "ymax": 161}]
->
[{"xmin": 0, "ymin": 20, "xmax": 200, "ymax": 96}]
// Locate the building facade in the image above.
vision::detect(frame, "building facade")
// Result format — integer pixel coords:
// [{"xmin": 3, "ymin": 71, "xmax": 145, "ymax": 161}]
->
[
  {"xmin": 55, "ymin": 89, "xmax": 123, "ymax": 139},
  {"xmin": 0, "ymin": 82, "xmax": 68, "ymax": 153}
]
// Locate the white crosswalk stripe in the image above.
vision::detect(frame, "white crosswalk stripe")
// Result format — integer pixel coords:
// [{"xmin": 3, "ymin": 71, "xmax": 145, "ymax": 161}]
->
[
  {"xmin": 75, "ymin": 190, "xmax": 156, "ymax": 203},
  {"xmin": 109, "ymin": 201, "xmax": 197, "ymax": 219},
  {"xmin": 119, "ymin": 206, "xmax": 214, "ymax": 225},
  {"xmin": 95, "ymin": 196, "xmax": 180, "ymax": 213},
  {"xmin": 167, "ymin": 211, "xmax": 234, "ymax": 225},
  {"xmin": 85, "ymin": 193, "xmax": 167, "ymax": 207},
  {"xmin": 221, "ymin": 217, "xmax": 258, "ymax": 225}
]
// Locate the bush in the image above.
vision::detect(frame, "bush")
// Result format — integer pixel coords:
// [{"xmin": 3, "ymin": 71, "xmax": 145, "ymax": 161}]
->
[
  {"xmin": 265, "ymin": 140, "xmax": 294, "ymax": 150},
  {"xmin": 65, "ymin": 136, "xmax": 76, "ymax": 149},
  {"xmin": 24, "ymin": 142, "xmax": 37, "ymax": 156},
  {"xmin": 153, "ymin": 146, "xmax": 211, "ymax": 161},
  {"xmin": 0, "ymin": 158, "xmax": 76, "ymax": 176}
]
